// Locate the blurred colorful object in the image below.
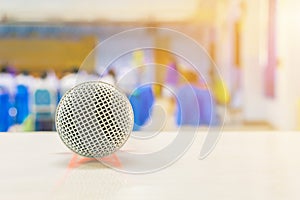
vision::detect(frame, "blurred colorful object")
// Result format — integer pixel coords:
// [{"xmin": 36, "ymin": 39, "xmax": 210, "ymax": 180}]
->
[
  {"xmin": 212, "ymin": 78, "xmax": 230, "ymax": 105},
  {"xmin": 165, "ymin": 62, "xmax": 179, "ymax": 86},
  {"xmin": 264, "ymin": 0, "xmax": 277, "ymax": 98},
  {"xmin": 133, "ymin": 50, "xmax": 144, "ymax": 67},
  {"xmin": 129, "ymin": 85, "xmax": 154, "ymax": 130},
  {"xmin": 176, "ymin": 85, "xmax": 218, "ymax": 126},
  {"xmin": 0, "ymin": 86, "xmax": 10, "ymax": 132},
  {"xmin": 32, "ymin": 89, "xmax": 56, "ymax": 131},
  {"xmin": 15, "ymin": 85, "xmax": 30, "ymax": 124},
  {"xmin": 22, "ymin": 115, "xmax": 34, "ymax": 132}
]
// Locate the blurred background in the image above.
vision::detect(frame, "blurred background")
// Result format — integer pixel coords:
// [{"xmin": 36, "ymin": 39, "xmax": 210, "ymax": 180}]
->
[{"xmin": 0, "ymin": 0, "xmax": 299, "ymax": 132}]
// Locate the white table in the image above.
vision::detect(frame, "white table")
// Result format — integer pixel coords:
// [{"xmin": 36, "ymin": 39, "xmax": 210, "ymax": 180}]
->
[{"xmin": 1, "ymin": 131, "xmax": 300, "ymax": 200}]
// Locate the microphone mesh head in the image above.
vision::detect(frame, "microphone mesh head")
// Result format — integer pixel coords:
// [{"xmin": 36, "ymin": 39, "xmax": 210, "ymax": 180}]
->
[{"xmin": 56, "ymin": 81, "xmax": 134, "ymax": 158}]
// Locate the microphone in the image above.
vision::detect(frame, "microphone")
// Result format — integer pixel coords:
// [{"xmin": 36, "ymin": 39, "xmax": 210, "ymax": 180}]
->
[{"xmin": 55, "ymin": 81, "xmax": 134, "ymax": 158}]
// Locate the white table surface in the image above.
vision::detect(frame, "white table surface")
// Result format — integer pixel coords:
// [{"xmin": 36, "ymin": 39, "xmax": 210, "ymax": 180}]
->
[{"xmin": 1, "ymin": 131, "xmax": 300, "ymax": 200}]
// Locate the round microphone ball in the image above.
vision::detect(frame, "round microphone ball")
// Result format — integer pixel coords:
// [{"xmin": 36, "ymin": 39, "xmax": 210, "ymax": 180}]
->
[{"xmin": 55, "ymin": 81, "xmax": 134, "ymax": 158}]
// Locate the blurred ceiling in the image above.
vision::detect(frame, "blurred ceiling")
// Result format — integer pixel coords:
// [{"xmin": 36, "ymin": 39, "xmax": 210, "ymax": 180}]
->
[{"xmin": 0, "ymin": 0, "xmax": 218, "ymax": 23}]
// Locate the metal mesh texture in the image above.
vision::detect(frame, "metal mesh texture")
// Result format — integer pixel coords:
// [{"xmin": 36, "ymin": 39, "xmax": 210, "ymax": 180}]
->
[{"xmin": 56, "ymin": 81, "xmax": 134, "ymax": 158}]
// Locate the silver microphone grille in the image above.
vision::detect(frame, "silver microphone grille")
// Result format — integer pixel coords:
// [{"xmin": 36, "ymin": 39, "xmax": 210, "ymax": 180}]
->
[{"xmin": 55, "ymin": 81, "xmax": 134, "ymax": 158}]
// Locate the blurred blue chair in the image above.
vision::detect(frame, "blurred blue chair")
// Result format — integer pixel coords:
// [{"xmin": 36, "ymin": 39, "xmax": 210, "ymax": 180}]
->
[
  {"xmin": 176, "ymin": 85, "xmax": 218, "ymax": 126},
  {"xmin": 129, "ymin": 85, "xmax": 154, "ymax": 130},
  {"xmin": 32, "ymin": 89, "xmax": 56, "ymax": 131},
  {"xmin": 56, "ymin": 89, "xmax": 61, "ymax": 105},
  {"xmin": 0, "ymin": 86, "xmax": 10, "ymax": 132},
  {"xmin": 15, "ymin": 85, "xmax": 30, "ymax": 124},
  {"xmin": 35, "ymin": 89, "xmax": 51, "ymax": 106}
]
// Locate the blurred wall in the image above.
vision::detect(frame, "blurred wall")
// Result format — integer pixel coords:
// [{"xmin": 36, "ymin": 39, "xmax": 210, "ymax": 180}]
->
[
  {"xmin": 240, "ymin": 0, "xmax": 300, "ymax": 130},
  {"xmin": 269, "ymin": 0, "xmax": 300, "ymax": 130},
  {"xmin": 94, "ymin": 26, "xmax": 211, "ymax": 83},
  {"xmin": 241, "ymin": 0, "xmax": 266, "ymax": 122},
  {"xmin": 0, "ymin": 35, "xmax": 96, "ymax": 72}
]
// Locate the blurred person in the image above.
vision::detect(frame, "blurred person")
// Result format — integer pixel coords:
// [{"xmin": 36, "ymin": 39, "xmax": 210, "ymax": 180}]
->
[
  {"xmin": 83, "ymin": 70, "xmax": 100, "ymax": 83},
  {"xmin": 175, "ymin": 84, "xmax": 218, "ymax": 126},
  {"xmin": 208, "ymin": 67, "xmax": 230, "ymax": 105},
  {"xmin": 208, "ymin": 67, "xmax": 230, "ymax": 124},
  {"xmin": 117, "ymin": 65, "xmax": 140, "ymax": 95},
  {"xmin": 34, "ymin": 71, "xmax": 58, "ymax": 92},
  {"xmin": 16, "ymin": 70, "xmax": 35, "ymax": 92},
  {"xmin": 174, "ymin": 70, "xmax": 219, "ymax": 126},
  {"xmin": 99, "ymin": 69, "xmax": 116, "ymax": 86},
  {"xmin": 229, "ymin": 67, "xmax": 242, "ymax": 109},
  {"xmin": 132, "ymin": 50, "xmax": 145, "ymax": 85},
  {"xmin": 46, "ymin": 70, "xmax": 60, "ymax": 103},
  {"xmin": 6, "ymin": 65, "xmax": 17, "ymax": 76},
  {"xmin": 0, "ymin": 65, "xmax": 16, "ymax": 100},
  {"xmin": 60, "ymin": 67, "xmax": 79, "ymax": 95},
  {"xmin": 60, "ymin": 67, "xmax": 91, "ymax": 95},
  {"xmin": 163, "ymin": 58, "xmax": 180, "ymax": 114},
  {"xmin": 46, "ymin": 70, "xmax": 59, "ymax": 89},
  {"xmin": 164, "ymin": 57, "xmax": 180, "ymax": 97},
  {"xmin": 15, "ymin": 70, "xmax": 35, "ymax": 124}
]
